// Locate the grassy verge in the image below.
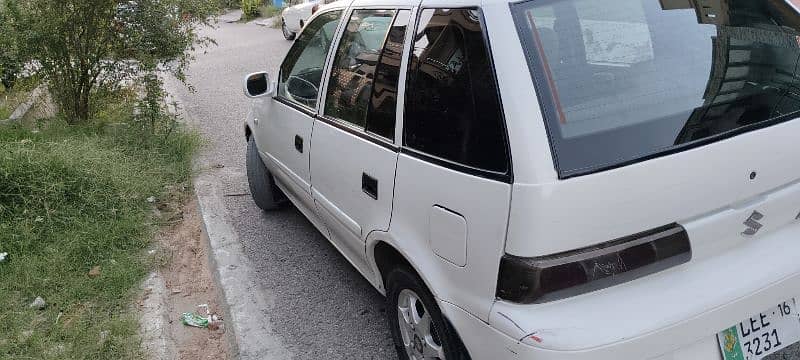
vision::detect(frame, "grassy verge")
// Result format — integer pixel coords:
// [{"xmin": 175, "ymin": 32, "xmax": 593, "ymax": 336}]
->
[{"xmin": 0, "ymin": 109, "xmax": 199, "ymax": 358}]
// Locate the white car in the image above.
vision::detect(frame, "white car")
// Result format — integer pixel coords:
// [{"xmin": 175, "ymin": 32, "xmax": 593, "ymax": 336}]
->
[
  {"xmin": 243, "ymin": 0, "xmax": 800, "ymax": 359},
  {"xmin": 280, "ymin": 0, "xmax": 328, "ymax": 40}
]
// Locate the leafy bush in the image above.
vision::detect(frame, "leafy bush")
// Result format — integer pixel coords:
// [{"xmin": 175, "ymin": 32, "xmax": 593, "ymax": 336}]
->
[
  {"xmin": 241, "ymin": 0, "xmax": 261, "ymax": 19},
  {"xmin": 259, "ymin": 4, "xmax": 281, "ymax": 18},
  {"xmin": 0, "ymin": 1, "xmax": 22, "ymax": 90},
  {"xmin": 4, "ymin": 0, "xmax": 216, "ymax": 124},
  {"xmin": 218, "ymin": 0, "xmax": 239, "ymax": 9}
]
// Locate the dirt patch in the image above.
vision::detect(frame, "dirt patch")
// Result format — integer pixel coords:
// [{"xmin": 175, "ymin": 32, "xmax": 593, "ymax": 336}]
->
[{"xmin": 149, "ymin": 198, "xmax": 231, "ymax": 360}]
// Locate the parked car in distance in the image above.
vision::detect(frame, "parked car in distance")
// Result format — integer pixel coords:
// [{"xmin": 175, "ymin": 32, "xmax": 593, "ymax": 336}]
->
[
  {"xmin": 244, "ymin": 0, "xmax": 800, "ymax": 359},
  {"xmin": 280, "ymin": 0, "xmax": 334, "ymax": 40}
]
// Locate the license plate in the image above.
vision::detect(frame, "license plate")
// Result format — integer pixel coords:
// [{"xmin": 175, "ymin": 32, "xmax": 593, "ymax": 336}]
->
[{"xmin": 718, "ymin": 299, "xmax": 800, "ymax": 360}]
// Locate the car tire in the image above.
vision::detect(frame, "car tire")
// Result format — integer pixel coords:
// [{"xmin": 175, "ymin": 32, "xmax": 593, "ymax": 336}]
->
[
  {"xmin": 246, "ymin": 136, "xmax": 288, "ymax": 211},
  {"xmin": 282, "ymin": 19, "xmax": 296, "ymax": 41},
  {"xmin": 386, "ymin": 266, "xmax": 470, "ymax": 360}
]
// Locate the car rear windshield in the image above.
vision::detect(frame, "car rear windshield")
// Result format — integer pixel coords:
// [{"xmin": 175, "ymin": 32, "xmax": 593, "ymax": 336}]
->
[{"xmin": 511, "ymin": 0, "xmax": 800, "ymax": 178}]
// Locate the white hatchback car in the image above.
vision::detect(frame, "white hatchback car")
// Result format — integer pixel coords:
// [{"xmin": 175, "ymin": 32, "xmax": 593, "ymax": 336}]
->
[
  {"xmin": 243, "ymin": 0, "xmax": 800, "ymax": 359},
  {"xmin": 280, "ymin": 0, "xmax": 335, "ymax": 40}
]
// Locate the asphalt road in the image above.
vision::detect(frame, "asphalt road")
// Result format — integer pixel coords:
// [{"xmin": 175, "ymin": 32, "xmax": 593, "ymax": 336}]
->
[
  {"xmin": 164, "ymin": 20, "xmax": 396, "ymax": 360},
  {"xmin": 166, "ymin": 18, "xmax": 800, "ymax": 360}
]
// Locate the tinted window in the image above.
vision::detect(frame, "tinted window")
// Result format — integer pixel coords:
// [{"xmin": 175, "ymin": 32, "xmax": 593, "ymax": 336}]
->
[
  {"xmin": 404, "ymin": 8, "xmax": 509, "ymax": 175},
  {"xmin": 366, "ymin": 10, "xmax": 410, "ymax": 139},
  {"xmin": 278, "ymin": 10, "xmax": 343, "ymax": 109},
  {"xmin": 325, "ymin": 10, "xmax": 396, "ymax": 128},
  {"xmin": 513, "ymin": 0, "xmax": 800, "ymax": 177}
]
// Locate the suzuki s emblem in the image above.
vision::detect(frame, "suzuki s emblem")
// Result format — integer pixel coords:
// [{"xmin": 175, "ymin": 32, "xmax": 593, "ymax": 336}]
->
[{"xmin": 742, "ymin": 211, "xmax": 764, "ymax": 236}]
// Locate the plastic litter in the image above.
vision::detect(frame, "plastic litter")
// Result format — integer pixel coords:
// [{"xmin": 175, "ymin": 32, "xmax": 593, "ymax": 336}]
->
[
  {"xmin": 0, "ymin": 252, "xmax": 8, "ymax": 262},
  {"xmin": 180, "ymin": 312, "xmax": 210, "ymax": 328},
  {"xmin": 146, "ymin": 196, "xmax": 156, "ymax": 203},
  {"xmin": 29, "ymin": 296, "xmax": 46, "ymax": 310},
  {"xmin": 180, "ymin": 304, "xmax": 223, "ymax": 329}
]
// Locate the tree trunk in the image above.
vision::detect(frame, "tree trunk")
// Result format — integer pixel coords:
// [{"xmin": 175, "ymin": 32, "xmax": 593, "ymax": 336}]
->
[{"xmin": 59, "ymin": 70, "xmax": 93, "ymax": 125}]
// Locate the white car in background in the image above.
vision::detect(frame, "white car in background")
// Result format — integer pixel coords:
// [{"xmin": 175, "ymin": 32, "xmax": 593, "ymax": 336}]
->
[{"xmin": 280, "ymin": 0, "xmax": 331, "ymax": 40}]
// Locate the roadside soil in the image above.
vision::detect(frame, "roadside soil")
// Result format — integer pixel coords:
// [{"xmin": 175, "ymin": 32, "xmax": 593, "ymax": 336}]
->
[{"xmin": 142, "ymin": 198, "xmax": 231, "ymax": 360}]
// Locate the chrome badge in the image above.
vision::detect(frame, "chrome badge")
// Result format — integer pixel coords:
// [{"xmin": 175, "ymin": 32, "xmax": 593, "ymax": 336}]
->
[{"xmin": 742, "ymin": 211, "xmax": 764, "ymax": 236}]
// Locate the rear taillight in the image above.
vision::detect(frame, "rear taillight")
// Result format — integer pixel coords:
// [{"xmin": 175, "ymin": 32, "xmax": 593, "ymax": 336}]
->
[{"xmin": 496, "ymin": 223, "xmax": 691, "ymax": 304}]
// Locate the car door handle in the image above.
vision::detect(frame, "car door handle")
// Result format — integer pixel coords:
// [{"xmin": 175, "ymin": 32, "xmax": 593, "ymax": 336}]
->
[
  {"xmin": 362, "ymin": 173, "xmax": 378, "ymax": 200},
  {"xmin": 294, "ymin": 135, "xmax": 303, "ymax": 153}
]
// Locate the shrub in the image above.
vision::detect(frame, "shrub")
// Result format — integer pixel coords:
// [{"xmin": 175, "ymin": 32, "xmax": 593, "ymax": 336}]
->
[
  {"xmin": 5, "ymin": 0, "xmax": 217, "ymax": 124},
  {"xmin": 241, "ymin": 0, "xmax": 261, "ymax": 19},
  {"xmin": 0, "ymin": 1, "xmax": 22, "ymax": 90},
  {"xmin": 259, "ymin": 4, "xmax": 281, "ymax": 18}
]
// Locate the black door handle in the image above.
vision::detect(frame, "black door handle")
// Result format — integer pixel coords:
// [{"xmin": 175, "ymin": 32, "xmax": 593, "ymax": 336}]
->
[
  {"xmin": 294, "ymin": 135, "xmax": 303, "ymax": 153},
  {"xmin": 362, "ymin": 173, "xmax": 378, "ymax": 200}
]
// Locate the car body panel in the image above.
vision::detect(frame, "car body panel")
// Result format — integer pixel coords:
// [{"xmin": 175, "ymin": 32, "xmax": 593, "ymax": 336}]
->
[
  {"xmin": 282, "ymin": 1, "xmax": 318, "ymax": 34},
  {"xmin": 386, "ymin": 153, "xmax": 512, "ymax": 321},
  {"xmin": 505, "ymin": 118, "xmax": 800, "ymax": 257},
  {"xmin": 309, "ymin": 120, "xmax": 398, "ymax": 278}
]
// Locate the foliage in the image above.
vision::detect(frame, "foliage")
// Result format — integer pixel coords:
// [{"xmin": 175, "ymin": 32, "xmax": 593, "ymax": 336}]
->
[
  {"xmin": 217, "ymin": 0, "xmax": 239, "ymax": 9},
  {"xmin": 259, "ymin": 4, "xmax": 281, "ymax": 19},
  {"xmin": 241, "ymin": 0, "xmax": 261, "ymax": 20},
  {"xmin": 0, "ymin": 119, "xmax": 199, "ymax": 359},
  {"xmin": 4, "ymin": 0, "xmax": 217, "ymax": 124},
  {"xmin": 0, "ymin": 1, "xmax": 23, "ymax": 90}
]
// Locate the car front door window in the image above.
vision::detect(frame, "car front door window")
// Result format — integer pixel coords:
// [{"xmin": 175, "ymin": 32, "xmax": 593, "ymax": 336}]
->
[{"xmin": 278, "ymin": 10, "xmax": 343, "ymax": 109}]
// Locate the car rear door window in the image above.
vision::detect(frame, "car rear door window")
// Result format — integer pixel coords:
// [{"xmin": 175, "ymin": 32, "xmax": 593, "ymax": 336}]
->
[
  {"xmin": 278, "ymin": 10, "xmax": 343, "ymax": 109},
  {"xmin": 403, "ymin": 8, "xmax": 510, "ymax": 177},
  {"xmin": 324, "ymin": 9, "xmax": 410, "ymax": 140}
]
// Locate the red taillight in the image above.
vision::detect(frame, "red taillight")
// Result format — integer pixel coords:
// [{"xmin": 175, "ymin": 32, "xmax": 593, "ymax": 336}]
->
[{"xmin": 496, "ymin": 223, "xmax": 692, "ymax": 304}]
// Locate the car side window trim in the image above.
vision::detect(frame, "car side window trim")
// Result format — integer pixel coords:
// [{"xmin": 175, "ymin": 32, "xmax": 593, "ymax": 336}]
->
[
  {"xmin": 316, "ymin": 114, "xmax": 398, "ymax": 151},
  {"xmin": 392, "ymin": 6, "xmax": 418, "ymax": 148},
  {"xmin": 274, "ymin": 9, "xmax": 347, "ymax": 115},
  {"xmin": 399, "ymin": 7, "xmax": 514, "ymax": 184}
]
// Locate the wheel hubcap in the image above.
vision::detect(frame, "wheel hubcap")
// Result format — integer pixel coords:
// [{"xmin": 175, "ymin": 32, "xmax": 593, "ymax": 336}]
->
[{"xmin": 397, "ymin": 289, "xmax": 445, "ymax": 360}]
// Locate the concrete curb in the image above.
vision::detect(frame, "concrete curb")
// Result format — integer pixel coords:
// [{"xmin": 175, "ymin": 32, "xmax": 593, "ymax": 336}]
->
[
  {"xmin": 194, "ymin": 177, "xmax": 293, "ymax": 360},
  {"xmin": 138, "ymin": 272, "xmax": 177, "ymax": 360},
  {"xmin": 219, "ymin": 9, "xmax": 243, "ymax": 23},
  {"xmin": 163, "ymin": 78, "xmax": 293, "ymax": 360}
]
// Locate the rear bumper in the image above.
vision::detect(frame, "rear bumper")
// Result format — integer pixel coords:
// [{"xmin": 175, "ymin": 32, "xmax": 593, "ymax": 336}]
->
[{"xmin": 442, "ymin": 221, "xmax": 800, "ymax": 359}]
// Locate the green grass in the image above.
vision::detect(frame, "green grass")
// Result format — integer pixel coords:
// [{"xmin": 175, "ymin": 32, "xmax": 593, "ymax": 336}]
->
[
  {"xmin": 0, "ymin": 105, "xmax": 10, "ymax": 120},
  {"xmin": 0, "ymin": 118, "xmax": 199, "ymax": 358}
]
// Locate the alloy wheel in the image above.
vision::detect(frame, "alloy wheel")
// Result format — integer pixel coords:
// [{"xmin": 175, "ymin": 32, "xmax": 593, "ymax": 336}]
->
[{"xmin": 397, "ymin": 289, "xmax": 446, "ymax": 360}]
